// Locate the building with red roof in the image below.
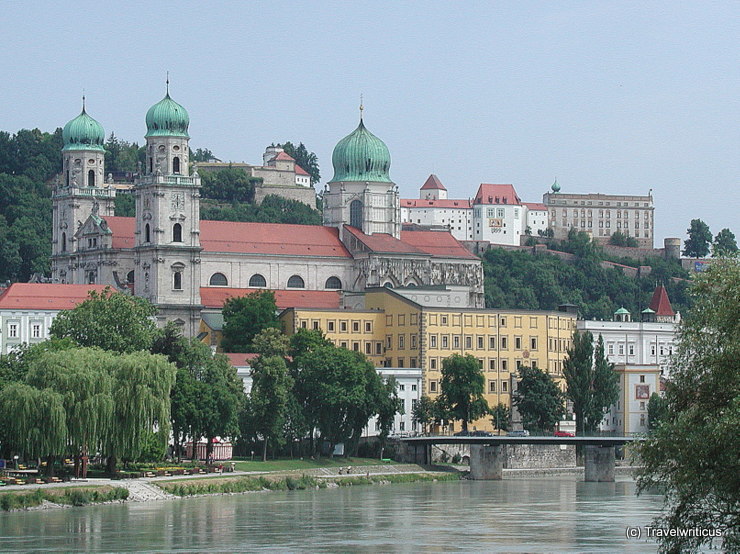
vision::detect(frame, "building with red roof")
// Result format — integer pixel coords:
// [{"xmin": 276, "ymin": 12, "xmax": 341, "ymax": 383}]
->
[
  {"xmin": 0, "ymin": 283, "xmax": 109, "ymax": 354},
  {"xmin": 50, "ymin": 96, "xmax": 484, "ymax": 336}
]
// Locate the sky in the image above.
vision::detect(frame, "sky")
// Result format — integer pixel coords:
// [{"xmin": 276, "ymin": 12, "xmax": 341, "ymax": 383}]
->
[{"xmin": 1, "ymin": 1, "xmax": 738, "ymax": 244}]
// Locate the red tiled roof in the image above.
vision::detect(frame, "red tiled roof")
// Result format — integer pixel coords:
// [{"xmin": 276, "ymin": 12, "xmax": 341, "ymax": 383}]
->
[
  {"xmin": 523, "ymin": 202, "xmax": 547, "ymax": 211},
  {"xmin": 294, "ymin": 165, "xmax": 309, "ymax": 176},
  {"xmin": 106, "ymin": 217, "xmax": 136, "ymax": 249},
  {"xmin": 200, "ymin": 288, "xmax": 341, "ymax": 310},
  {"xmin": 474, "ymin": 184, "xmax": 522, "ymax": 205},
  {"xmin": 420, "ymin": 174, "xmax": 446, "ymax": 190},
  {"xmin": 224, "ymin": 353, "xmax": 258, "ymax": 367},
  {"xmin": 649, "ymin": 285, "xmax": 675, "ymax": 316},
  {"xmin": 271, "ymin": 151, "xmax": 295, "ymax": 162},
  {"xmin": 0, "ymin": 283, "xmax": 110, "ymax": 311},
  {"xmin": 400, "ymin": 230, "xmax": 478, "ymax": 259},
  {"xmin": 401, "ymin": 199, "xmax": 472, "ymax": 209},
  {"xmin": 200, "ymin": 221, "xmax": 351, "ymax": 257},
  {"xmin": 344, "ymin": 226, "xmax": 426, "ymax": 255},
  {"xmin": 100, "ymin": 218, "xmax": 350, "ymax": 258}
]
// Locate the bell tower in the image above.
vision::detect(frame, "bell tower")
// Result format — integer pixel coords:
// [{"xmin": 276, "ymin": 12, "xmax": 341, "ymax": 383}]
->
[
  {"xmin": 134, "ymin": 83, "xmax": 202, "ymax": 335},
  {"xmin": 51, "ymin": 98, "xmax": 115, "ymax": 284}
]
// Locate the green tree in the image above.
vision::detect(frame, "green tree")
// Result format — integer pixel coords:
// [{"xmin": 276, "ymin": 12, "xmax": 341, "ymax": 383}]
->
[
  {"xmin": 221, "ymin": 290, "xmax": 280, "ymax": 353},
  {"xmin": 191, "ymin": 147, "xmax": 217, "ymax": 162},
  {"xmin": 490, "ymin": 403, "xmax": 511, "ymax": 433},
  {"xmin": 250, "ymin": 328, "xmax": 293, "ymax": 461},
  {"xmin": 513, "ymin": 365, "xmax": 564, "ymax": 433},
  {"xmin": 636, "ymin": 258, "xmax": 740, "ymax": 552},
  {"xmin": 563, "ymin": 332, "xmax": 619, "ymax": 434},
  {"xmin": 375, "ymin": 376, "xmax": 403, "ymax": 455},
  {"xmin": 683, "ymin": 218, "xmax": 712, "ymax": 258},
  {"xmin": 50, "ymin": 288, "xmax": 157, "ymax": 353},
  {"xmin": 712, "ymin": 228, "xmax": 738, "ymax": 257},
  {"xmin": 608, "ymin": 230, "xmax": 638, "ymax": 248},
  {"xmin": 646, "ymin": 392, "xmax": 667, "ymax": 430},
  {"xmin": 281, "ymin": 141, "xmax": 320, "ymax": 185},
  {"xmin": 438, "ymin": 354, "xmax": 490, "ymax": 431},
  {"xmin": 411, "ymin": 395, "xmax": 435, "ymax": 434},
  {"xmin": 200, "ymin": 167, "xmax": 257, "ymax": 203},
  {"xmin": 292, "ymin": 344, "xmax": 380, "ymax": 456}
]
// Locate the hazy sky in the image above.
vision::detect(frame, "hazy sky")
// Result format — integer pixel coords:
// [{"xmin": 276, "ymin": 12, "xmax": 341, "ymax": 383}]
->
[{"xmin": 2, "ymin": 1, "xmax": 737, "ymax": 244}]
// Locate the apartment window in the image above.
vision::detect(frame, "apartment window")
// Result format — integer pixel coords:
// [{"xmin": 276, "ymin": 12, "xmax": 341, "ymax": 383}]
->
[
  {"xmin": 340, "ymin": 341, "xmax": 348, "ymax": 349},
  {"xmin": 477, "ymin": 336, "xmax": 484, "ymax": 349},
  {"xmin": 398, "ymin": 335, "xmax": 405, "ymax": 349},
  {"xmin": 365, "ymin": 322, "xmax": 372, "ymax": 333},
  {"xmin": 397, "ymin": 358, "xmax": 405, "ymax": 368},
  {"xmin": 353, "ymin": 321, "xmax": 360, "ymax": 332},
  {"xmin": 8, "ymin": 323, "xmax": 18, "ymax": 338},
  {"xmin": 618, "ymin": 344, "xmax": 624, "ymax": 355},
  {"xmin": 441, "ymin": 316, "xmax": 448, "ymax": 325},
  {"xmin": 640, "ymin": 375, "xmax": 645, "ymax": 383},
  {"xmin": 340, "ymin": 321, "xmax": 347, "ymax": 332},
  {"xmin": 453, "ymin": 336, "xmax": 460, "ymax": 348},
  {"xmin": 500, "ymin": 317, "xmax": 506, "ymax": 327},
  {"xmin": 442, "ymin": 336, "xmax": 449, "ymax": 348},
  {"xmin": 399, "ymin": 384, "xmax": 405, "ymax": 392},
  {"xmin": 489, "ymin": 359, "xmax": 497, "ymax": 371},
  {"xmin": 501, "ymin": 360, "xmax": 508, "ymax": 371},
  {"xmin": 353, "ymin": 342, "xmax": 360, "ymax": 352},
  {"xmin": 365, "ymin": 343, "xmax": 372, "ymax": 355},
  {"xmin": 501, "ymin": 337, "xmax": 508, "ymax": 349},
  {"xmin": 376, "ymin": 342, "xmax": 383, "ymax": 355},
  {"xmin": 412, "ymin": 384, "xmax": 417, "ymax": 392},
  {"xmin": 411, "ymin": 334, "xmax": 417, "ymax": 349},
  {"xmin": 430, "ymin": 335, "xmax": 437, "ymax": 348},
  {"xmin": 515, "ymin": 337, "xmax": 522, "ymax": 350},
  {"xmin": 32, "ymin": 324, "xmax": 41, "ymax": 338},
  {"xmin": 489, "ymin": 380, "xmax": 496, "ymax": 393},
  {"xmin": 530, "ymin": 337, "xmax": 538, "ymax": 350},
  {"xmin": 640, "ymin": 401, "xmax": 645, "ymax": 410},
  {"xmin": 410, "ymin": 358, "xmax": 417, "ymax": 367},
  {"xmin": 328, "ymin": 321, "xmax": 335, "ymax": 332},
  {"xmin": 313, "ymin": 321, "xmax": 320, "ymax": 330},
  {"xmin": 386, "ymin": 336, "xmax": 392, "ymax": 349},
  {"xmin": 430, "ymin": 381, "xmax": 438, "ymax": 393},
  {"xmin": 489, "ymin": 337, "xmax": 496, "ymax": 349},
  {"xmin": 465, "ymin": 336, "xmax": 472, "ymax": 349},
  {"xmin": 430, "ymin": 358, "xmax": 437, "ymax": 370},
  {"xmin": 629, "ymin": 344, "xmax": 634, "ymax": 355},
  {"xmin": 609, "ymin": 344, "xmax": 615, "ymax": 355},
  {"xmin": 501, "ymin": 381, "xmax": 508, "ymax": 392}
]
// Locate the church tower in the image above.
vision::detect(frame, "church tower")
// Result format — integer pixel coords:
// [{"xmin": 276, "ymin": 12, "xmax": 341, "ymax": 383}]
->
[
  {"xmin": 51, "ymin": 99, "xmax": 115, "ymax": 284},
  {"xmin": 134, "ymin": 85, "xmax": 202, "ymax": 334},
  {"xmin": 323, "ymin": 107, "xmax": 400, "ymax": 239}
]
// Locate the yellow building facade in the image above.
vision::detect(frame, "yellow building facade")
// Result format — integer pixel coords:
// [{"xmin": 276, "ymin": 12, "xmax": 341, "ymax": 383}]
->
[{"xmin": 280, "ymin": 287, "xmax": 576, "ymax": 431}]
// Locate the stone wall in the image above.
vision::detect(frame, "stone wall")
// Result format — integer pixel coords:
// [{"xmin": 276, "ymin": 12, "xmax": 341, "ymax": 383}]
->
[
  {"xmin": 254, "ymin": 185, "xmax": 317, "ymax": 208},
  {"xmin": 427, "ymin": 443, "xmax": 576, "ymax": 469}
]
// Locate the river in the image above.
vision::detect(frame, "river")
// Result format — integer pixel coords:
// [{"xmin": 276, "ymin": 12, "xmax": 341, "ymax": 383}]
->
[{"xmin": 0, "ymin": 477, "xmax": 663, "ymax": 552}]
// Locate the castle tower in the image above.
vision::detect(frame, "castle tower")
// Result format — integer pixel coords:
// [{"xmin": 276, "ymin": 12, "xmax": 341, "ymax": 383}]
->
[
  {"xmin": 134, "ymin": 85, "xmax": 202, "ymax": 334},
  {"xmin": 322, "ymin": 107, "xmax": 400, "ymax": 239},
  {"xmin": 51, "ymin": 99, "xmax": 115, "ymax": 283}
]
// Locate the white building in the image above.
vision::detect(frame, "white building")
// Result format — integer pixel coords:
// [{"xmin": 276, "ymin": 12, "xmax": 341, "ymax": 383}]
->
[
  {"xmin": 0, "ymin": 283, "xmax": 109, "ymax": 354},
  {"xmin": 471, "ymin": 184, "xmax": 527, "ymax": 246},
  {"xmin": 602, "ymin": 364, "xmax": 661, "ymax": 435}
]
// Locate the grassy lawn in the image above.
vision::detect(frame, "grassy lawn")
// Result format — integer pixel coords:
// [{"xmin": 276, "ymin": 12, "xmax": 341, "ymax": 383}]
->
[
  {"xmin": 0, "ymin": 485, "xmax": 128, "ymax": 510},
  {"xmin": 230, "ymin": 456, "xmax": 387, "ymax": 473}
]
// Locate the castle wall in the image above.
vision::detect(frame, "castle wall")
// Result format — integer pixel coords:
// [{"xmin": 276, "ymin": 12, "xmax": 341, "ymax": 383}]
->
[{"xmin": 253, "ymin": 184, "xmax": 317, "ymax": 208}]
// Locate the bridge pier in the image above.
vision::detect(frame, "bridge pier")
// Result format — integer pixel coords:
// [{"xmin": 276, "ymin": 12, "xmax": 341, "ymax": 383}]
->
[
  {"xmin": 584, "ymin": 445, "xmax": 615, "ymax": 482},
  {"xmin": 469, "ymin": 444, "xmax": 503, "ymax": 480}
]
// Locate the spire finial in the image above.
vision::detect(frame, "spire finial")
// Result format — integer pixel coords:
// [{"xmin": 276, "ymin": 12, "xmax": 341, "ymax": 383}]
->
[
  {"xmin": 359, "ymin": 94, "xmax": 364, "ymax": 121},
  {"xmin": 166, "ymin": 71, "xmax": 170, "ymax": 96},
  {"xmin": 82, "ymin": 90, "xmax": 86, "ymax": 113}
]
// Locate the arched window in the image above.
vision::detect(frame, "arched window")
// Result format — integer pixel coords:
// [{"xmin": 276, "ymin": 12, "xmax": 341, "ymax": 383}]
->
[
  {"xmin": 173, "ymin": 271, "xmax": 182, "ymax": 290},
  {"xmin": 325, "ymin": 276, "xmax": 342, "ymax": 289},
  {"xmin": 383, "ymin": 281, "xmax": 394, "ymax": 288},
  {"xmin": 145, "ymin": 223, "xmax": 151, "ymax": 243},
  {"xmin": 249, "ymin": 274, "xmax": 267, "ymax": 287},
  {"xmin": 173, "ymin": 156, "xmax": 181, "ymax": 174},
  {"xmin": 173, "ymin": 223, "xmax": 182, "ymax": 242},
  {"xmin": 210, "ymin": 273, "xmax": 228, "ymax": 286},
  {"xmin": 61, "ymin": 232, "xmax": 67, "ymax": 252},
  {"xmin": 287, "ymin": 275, "xmax": 305, "ymax": 289},
  {"xmin": 350, "ymin": 200, "xmax": 363, "ymax": 230},
  {"xmin": 88, "ymin": 169, "xmax": 95, "ymax": 187},
  {"xmin": 149, "ymin": 158, "xmax": 153, "ymax": 173},
  {"xmin": 66, "ymin": 171, "xmax": 70, "ymax": 187},
  {"xmin": 126, "ymin": 270, "xmax": 135, "ymax": 283},
  {"xmin": 406, "ymin": 282, "xmax": 417, "ymax": 287}
]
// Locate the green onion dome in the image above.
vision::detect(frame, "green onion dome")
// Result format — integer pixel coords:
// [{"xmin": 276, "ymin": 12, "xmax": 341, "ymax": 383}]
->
[
  {"xmin": 145, "ymin": 93, "xmax": 190, "ymax": 137},
  {"xmin": 330, "ymin": 119, "xmax": 391, "ymax": 183},
  {"xmin": 62, "ymin": 107, "xmax": 105, "ymax": 151}
]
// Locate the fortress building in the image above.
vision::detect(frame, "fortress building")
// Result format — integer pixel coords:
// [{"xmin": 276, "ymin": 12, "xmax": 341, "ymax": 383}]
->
[{"xmin": 51, "ymin": 90, "xmax": 483, "ymax": 335}]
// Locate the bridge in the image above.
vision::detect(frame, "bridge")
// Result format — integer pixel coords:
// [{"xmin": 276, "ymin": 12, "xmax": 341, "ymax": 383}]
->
[{"xmin": 400, "ymin": 435, "xmax": 642, "ymax": 482}]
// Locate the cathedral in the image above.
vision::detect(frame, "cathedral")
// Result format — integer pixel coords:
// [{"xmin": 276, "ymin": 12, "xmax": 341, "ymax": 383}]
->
[{"xmin": 51, "ymin": 89, "xmax": 483, "ymax": 335}]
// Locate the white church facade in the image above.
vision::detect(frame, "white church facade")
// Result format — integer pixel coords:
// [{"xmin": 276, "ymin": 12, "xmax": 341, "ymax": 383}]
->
[{"xmin": 51, "ymin": 90, "xmax": 484, "ymax": 335}]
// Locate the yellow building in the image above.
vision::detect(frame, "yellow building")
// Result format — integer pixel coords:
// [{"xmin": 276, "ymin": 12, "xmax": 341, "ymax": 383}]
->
[{"xmin": 280, "ymin": 287, "xmax": 576, "ymax": 431}]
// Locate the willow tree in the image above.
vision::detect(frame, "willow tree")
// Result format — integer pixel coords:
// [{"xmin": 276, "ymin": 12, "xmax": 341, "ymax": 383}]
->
[
  {"xmin": 105, "ymin": 352, "xmax": 177, "ymax": 472},
  {"xmin": 26, "ymin": 348, "xmax": 114, "ymax": 469},
  {"xmin": 0, "ymin": 383, "xmax": 67, "ymax": 475}
]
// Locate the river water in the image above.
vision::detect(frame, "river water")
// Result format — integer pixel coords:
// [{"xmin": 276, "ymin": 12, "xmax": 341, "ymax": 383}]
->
[{"xmin": 0, "ymin": 477, "xmax": 663, "ymax": 552}]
